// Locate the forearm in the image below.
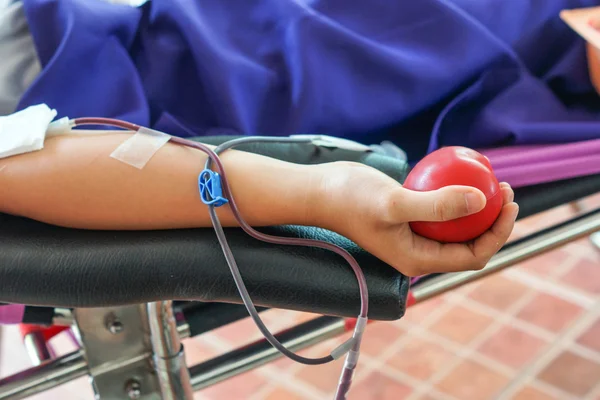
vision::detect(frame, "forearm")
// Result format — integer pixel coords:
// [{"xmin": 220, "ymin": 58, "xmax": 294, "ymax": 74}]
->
[{"xmin": 0, "ymin": 132, "xmax": 323, "ymax": 230}]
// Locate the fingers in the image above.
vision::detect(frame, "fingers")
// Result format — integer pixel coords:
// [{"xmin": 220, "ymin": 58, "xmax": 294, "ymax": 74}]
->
[
  {"xmin": 396, "ymin": 185, "xmax": 487, "ymax": 223},
  {"xmin": 402, "ymin": 201, "xmax": 518, "ymax": 275},
  {"xmin": 470, "ymin": 201, "xmax": 519, "ymax": 260},
  {"xmin": 400, "ymin": 184, "xmax": 518, "ymax": 276},
  {"xmin": 500, "ymin": 182, "xmax": 514, "ymax": 204},
  {"xmin": 391, "ymin": 181, "xmax": 518, "ymax": 276}
]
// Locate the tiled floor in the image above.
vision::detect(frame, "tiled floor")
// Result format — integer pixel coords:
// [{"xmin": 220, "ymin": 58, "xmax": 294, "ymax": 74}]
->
[{"xmin": 1, "ymin": 195, "xmax": 599, "ymax": 399}]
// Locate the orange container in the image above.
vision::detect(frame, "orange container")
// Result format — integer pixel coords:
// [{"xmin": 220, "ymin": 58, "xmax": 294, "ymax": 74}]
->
[{"xmin": 561, "ymin": 7, "xmax": 600, "ymax": 94}]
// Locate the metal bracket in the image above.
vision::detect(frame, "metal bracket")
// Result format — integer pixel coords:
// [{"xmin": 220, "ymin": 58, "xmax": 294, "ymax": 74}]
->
[
  {"xmin": 73, "ymin": 305, "xmax": 161, "ymax": 400},
  {"xmin": 72, "ymin": 302, "xmax": 194, "ymax": 400}
]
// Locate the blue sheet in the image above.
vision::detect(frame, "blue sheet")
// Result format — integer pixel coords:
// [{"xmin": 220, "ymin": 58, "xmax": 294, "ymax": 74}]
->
[{"xmin": 18, "ymin": 0, "xmax": 600, "ymax": 161}]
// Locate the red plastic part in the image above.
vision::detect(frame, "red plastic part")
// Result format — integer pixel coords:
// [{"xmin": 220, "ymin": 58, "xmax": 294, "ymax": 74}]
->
[
  {"xmin": 344, "ymin": 317, "xmax": 375, "ymax": 332},
  {"xmin": 403, "ymin": 146, "xmax": 503, "ymax": 243},
  {"xmin": 19, "ymin": 324, "xmax": 69, "ymax": 342},
  {"xmin": 406, "ymin": 291, "xmax": 416, "ymax": 308}
]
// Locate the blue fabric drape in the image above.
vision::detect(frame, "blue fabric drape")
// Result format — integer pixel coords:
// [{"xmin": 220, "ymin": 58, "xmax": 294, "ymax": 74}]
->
[{"xmin": 19, "ymin": 0, "xmax": 600, "ymax": 161}]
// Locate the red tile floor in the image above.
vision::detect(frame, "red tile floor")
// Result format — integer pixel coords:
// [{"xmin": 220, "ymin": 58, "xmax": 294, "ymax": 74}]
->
[{"xmin": 1, "ymin": 194, "xmax": 599, "ymax": 400}]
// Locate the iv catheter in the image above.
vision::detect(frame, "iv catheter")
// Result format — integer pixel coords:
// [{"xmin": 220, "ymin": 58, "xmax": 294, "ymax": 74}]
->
[{"xmin": 60, "ymin": 117, "xmax": 369, "ymax": 400}]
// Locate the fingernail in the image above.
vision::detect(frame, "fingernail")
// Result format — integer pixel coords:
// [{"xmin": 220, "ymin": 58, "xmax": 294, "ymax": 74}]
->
[
  {"xmin": 511, "ymin": 203, "xmax": 520, "ymax": 220},
  {"xmin": 465, "ymin": 192, "xmax": 484, "ymax": 214},
  {"xmin": 504, "ymin": 186, "xmax": 515, "ymax": 203}
]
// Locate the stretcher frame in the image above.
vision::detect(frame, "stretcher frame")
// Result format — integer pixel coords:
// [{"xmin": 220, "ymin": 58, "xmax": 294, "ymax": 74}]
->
[{"xmin": 0, "ymin": 195, "xmax": 597, "ymax": 399}]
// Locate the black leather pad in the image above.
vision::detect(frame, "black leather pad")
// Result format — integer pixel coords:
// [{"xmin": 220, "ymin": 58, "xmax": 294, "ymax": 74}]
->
[
  {"xmin": 0, "ymin": 138, "xmax": 410, "ymax": 320},
  {"xmin": 514, "ymin": 174, "xmax": 600, "ymax": 220},
  {"xmin": 0, "ymin": 217, "xmax": 408, "ymax": 320}
]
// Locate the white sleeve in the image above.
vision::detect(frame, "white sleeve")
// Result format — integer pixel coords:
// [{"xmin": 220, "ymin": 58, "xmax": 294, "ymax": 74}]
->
[{"xmin": 0, "ymin": 1, "xmax": 41, "ymax": 116}]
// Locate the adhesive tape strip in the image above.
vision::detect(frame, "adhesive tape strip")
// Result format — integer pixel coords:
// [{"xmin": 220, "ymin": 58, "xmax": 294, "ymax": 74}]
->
[{"xmin": 110, "ymin": 127, "xmax": 171, "ymax": 169}]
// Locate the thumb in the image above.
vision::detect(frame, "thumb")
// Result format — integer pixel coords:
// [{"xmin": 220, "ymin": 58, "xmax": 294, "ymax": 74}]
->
[{"xmin": 399, "ymin": 185, "xmax": 487, "ymax": 222}]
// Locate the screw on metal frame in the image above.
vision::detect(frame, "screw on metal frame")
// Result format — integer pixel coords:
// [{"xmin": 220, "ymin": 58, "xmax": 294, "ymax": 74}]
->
[
  {"xmin": 125, "ymin": 379, "xmax": 141, "ymax": 399},
  {"xmin": 104, "ymin": 313, "xmax": 124, "ymax": 335}
]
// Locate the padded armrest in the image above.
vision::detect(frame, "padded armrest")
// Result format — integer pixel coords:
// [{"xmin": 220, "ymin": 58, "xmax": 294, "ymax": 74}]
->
[
  {"xmin": 514, "ymin": 174, "xmax": 600, "ymax": 219},
  {"xmin": 0, "ymin": 138, "xmax": 410, "ymax": 321},
  {"xmin": 0, "ymin": 217, "xmax": 408, "ymax": 320}
]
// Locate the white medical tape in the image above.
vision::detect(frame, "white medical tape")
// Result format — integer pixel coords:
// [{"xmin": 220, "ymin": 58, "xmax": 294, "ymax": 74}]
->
[{"xmin": 110, "ymin": 127, "xmax": 171, "ymax": 169}]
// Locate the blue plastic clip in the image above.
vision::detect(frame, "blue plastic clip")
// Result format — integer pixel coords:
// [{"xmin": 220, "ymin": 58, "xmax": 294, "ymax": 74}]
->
[{"xmin": 198, "ymin": 169, "xmax": 229, "ymax": 207}]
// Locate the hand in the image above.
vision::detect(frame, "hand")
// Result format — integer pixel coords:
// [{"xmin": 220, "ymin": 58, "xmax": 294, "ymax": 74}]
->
[{"xmin": 315, "ymin": 162, "xmax": 519, "ymax": 276}]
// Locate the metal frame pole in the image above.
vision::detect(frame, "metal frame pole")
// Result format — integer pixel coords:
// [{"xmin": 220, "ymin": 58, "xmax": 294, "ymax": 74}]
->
[
  {"xmin": 147, "ymin": 301, "xmax": 194, "ymax": 400},
  {"xmin": 0, "ymin": 351, "xmax": 86, "ymax": 400}
]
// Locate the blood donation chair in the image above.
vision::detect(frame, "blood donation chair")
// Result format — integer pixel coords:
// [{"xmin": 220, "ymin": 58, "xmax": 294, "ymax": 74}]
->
[{"xmin": 0, "ymin": 137, "xmax": 598, "ymax": 399}]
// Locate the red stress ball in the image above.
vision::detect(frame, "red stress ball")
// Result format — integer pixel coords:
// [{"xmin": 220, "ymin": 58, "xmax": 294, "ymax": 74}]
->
[{"xmin": 403, "ymin": 146, "xmax": 503, "ymax": 243}]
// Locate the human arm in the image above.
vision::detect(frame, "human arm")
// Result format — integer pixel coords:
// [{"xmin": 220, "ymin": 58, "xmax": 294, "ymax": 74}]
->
[
  {"xmin": 0, "ymin": 132, "xmax": 518, "ymax": 276},
  {"xmin": 0, "ymin": 131, "xmax": 323, "ymax": 230}
]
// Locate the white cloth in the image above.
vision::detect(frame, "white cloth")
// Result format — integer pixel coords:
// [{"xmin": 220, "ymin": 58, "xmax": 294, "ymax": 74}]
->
[
  {"xmin": 0, "ymin": 104, "xmax": 57, "ymax": 159},
  {"xmin": 0, "ymin": 0, "xmax": 41, "ymax": 116}
]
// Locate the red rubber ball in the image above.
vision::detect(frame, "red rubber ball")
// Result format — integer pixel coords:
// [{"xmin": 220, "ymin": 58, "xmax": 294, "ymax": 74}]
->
[{"xmin": 403, "ymin": 146, "xmax": 503, "ymax": 243}]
